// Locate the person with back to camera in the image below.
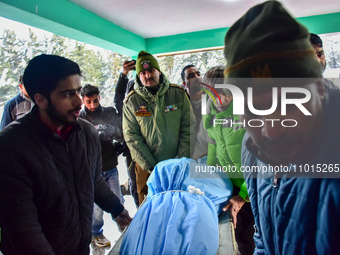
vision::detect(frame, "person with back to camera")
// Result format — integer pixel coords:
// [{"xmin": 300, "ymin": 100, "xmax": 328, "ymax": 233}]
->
[{"xmin": 224, "ymin": 2, "xmax": 340, "ymax": 254}]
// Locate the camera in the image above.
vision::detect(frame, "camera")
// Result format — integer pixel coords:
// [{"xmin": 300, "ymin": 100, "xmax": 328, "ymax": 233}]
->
[{"xmin": 127, "ymin": 59, "xmax": 136, "ymax": 70}]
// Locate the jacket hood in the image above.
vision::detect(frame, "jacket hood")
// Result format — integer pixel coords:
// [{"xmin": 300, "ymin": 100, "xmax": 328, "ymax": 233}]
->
[{"xmin": 134, "ymin": 71, "xmax": 170, "ymax": 99}]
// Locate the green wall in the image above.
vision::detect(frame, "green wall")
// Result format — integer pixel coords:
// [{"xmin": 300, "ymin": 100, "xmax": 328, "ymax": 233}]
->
[
  {"xmin": 0, "ymin": 0, "xmax": 340, "ymax": 56},
  {"xmin": 146, "ymin": 12, "xmax": 340, "ymax": 55},
  {"xmin": 0, "ymin": 0, "xmax": 145, "ymax": 56},
  {"xmin": 297, "ymin": 12, "xmax": 340, "ymax": 35}
]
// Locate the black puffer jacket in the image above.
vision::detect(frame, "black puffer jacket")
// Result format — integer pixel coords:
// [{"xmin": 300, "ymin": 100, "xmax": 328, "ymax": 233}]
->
[
  {"xmin": 79, "ymin": 105, "xmax": 123, "ymax": 171},
  {"xmin": 0, "ymin": 106, "xmax": 124, "ymax": 255}
]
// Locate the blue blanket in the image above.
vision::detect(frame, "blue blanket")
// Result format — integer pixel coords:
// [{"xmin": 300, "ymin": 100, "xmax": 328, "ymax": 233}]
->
[{"xmin": 119, "ymin": 158, "xmax": 233, "ymax": 255}]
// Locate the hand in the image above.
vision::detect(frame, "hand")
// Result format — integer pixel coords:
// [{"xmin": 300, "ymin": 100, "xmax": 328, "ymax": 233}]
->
[
  {"xmin": 122, "ymin": 60, "xmax": 135, "ymax": 76},
  {"xmin": 222, "ymin": 195, "xmax": 246, "ymax": 229},
  {"xmin": 114, "ymin": 209, "xmax": 133, "ymax": 228}
]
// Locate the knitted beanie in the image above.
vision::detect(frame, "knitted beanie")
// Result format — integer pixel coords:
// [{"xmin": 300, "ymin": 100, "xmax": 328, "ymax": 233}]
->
[
  {"xmin": 136, "ymin": 51, "xmax": 160, "ymax": 75},
  {"xmin": 224, "ymin": 1, "xmax": 321, "ymax": 90}
]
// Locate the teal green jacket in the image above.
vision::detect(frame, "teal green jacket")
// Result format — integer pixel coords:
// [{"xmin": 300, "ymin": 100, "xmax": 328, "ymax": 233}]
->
[
  {"xmin": 203, "ymin": 100, "xmax": 249, "ymax": 200},
  {"xmin": 123, "ymin": 73, "xmax": 196, "ymax": 172}
]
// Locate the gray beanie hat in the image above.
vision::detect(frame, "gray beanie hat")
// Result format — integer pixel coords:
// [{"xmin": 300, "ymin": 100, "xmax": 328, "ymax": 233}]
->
[{"xmin": 224, "ymin": 1, "xmax": 321, "ymax": 90}]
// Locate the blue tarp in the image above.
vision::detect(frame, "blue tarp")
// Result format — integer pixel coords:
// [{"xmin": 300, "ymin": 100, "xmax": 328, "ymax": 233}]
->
[{"xmin": 119, "ymin": 158, "xmax": 233, "ymax": 255}]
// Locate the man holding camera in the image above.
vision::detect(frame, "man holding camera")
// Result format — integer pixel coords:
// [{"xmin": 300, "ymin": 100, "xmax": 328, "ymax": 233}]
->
[
  {"xmin": 114, "ymin": 59, "xmax": 141, "ymax": 208},
  {"xmin": 79, "ymin": 84, "xmax": 124, "ymax": 247}
]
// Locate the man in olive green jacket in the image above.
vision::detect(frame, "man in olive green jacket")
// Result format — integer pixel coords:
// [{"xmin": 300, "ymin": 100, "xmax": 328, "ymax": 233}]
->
[{"xmin": 123, "ymin": 51, "xmax": 196, "ymax": 204}]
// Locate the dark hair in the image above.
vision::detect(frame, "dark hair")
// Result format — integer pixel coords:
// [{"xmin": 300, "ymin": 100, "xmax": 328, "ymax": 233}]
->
[
  {"xmin": 309, "ymin": 33, "xmax": 323, "ymax": 48},
  {"xmin": 203, "ymin": 66, "xmax": 231, "ymax": 96},
  {"xmin": 23, "ymin": 54, "xmax": 81, "ymax": 103},
  {"xmin": 203, "ymin": 66, "xmax": 225, "ymax": 86},
  {"xmin": 181, "ymin": 64, "xmax": 195, "ymax": 82},
  {"xmin": 19, "ymin": 75, "xmax": 23, "ymax": 85},
  {"xmin": 81, "ymin": 84, "xmax": 100, "ymax": 98}
]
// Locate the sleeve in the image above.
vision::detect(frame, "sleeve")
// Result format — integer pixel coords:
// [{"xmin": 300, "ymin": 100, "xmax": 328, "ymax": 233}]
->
[
  {"xmin": 112, "ymin": 111, "xmax": 123, "ymax": 139},
  {"xmin": 253, "ymin": 231, "xmax": 267, "ymax": 255},
  {"xmin": 0, "ymin": 150, "xmax": 56, "ymax": 254},
  {"xmin": 224, "ymin": 125, "xmax": 249, "ymax": 200},
  {"xmin": 177, "ymin": 91, "xmax": 196, "ymax": 158},
  {"xmin": 114, "ymin": 73, "xmax": 129, "ymax": 116},
  {"xmin": 0, "ymin": 102, "xmax": 14, "ymax": 131},
  {"xmin": 247, "ymin": 183, "xmax": 265, "ymax": 255},
  {"xmin": 106, "ymin": 109, "xmax": 123, "ymax": 141},
  {"xmin": 241, "ymin": 136, "xmax": 266, "ymax": 254},
  {"xmin": 206, "ymin": 141, "xmax": 219, "ymax": 166},
  {"xmin": 92, "ymin": 133, "xmax": 124, "ymax": 217},
  {"xmin": 123, "ymin": 101, "xmax": 157, "ymax": 172}
]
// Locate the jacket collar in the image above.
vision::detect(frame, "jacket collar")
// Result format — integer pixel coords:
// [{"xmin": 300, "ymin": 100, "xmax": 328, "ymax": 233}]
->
[{"xmin": 20, "ymin": 91, "xmax": 32, "ymax": 103}]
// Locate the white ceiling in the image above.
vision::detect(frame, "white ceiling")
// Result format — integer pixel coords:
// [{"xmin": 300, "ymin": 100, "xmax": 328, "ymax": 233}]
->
[{"xmin": 69, "ymin": 0, "xmax": 340, "ymax": 38}]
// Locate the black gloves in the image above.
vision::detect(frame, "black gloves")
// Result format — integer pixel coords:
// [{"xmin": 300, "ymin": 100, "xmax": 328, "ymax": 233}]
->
[{"xmin": 96, "ymin": 124, "xmax": 117, "ymax": 140}]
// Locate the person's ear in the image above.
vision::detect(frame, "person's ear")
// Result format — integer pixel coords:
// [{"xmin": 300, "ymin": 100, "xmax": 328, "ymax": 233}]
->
[
  {"xmin": 34, "ymin": 93, "xmax": 48, "ymax": 110},
  {"xmin": 18, "ymin": 83, "xmax": 24, "ymax": 91}
]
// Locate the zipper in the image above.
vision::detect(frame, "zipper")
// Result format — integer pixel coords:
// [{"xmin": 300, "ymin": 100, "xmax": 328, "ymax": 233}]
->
[
  {"xmin": 273, "ymin": 171, "xmax": 278, "ymax": 187},
  {"xmin": 271, "ymin": 171, "xmax": 280, "ymax": 255}
]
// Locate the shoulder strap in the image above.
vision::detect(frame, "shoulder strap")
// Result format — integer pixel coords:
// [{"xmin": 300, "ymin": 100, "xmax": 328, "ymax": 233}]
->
[
  {"xmin": 169, "ymin": 83, "xmax": 190, "ymax": 98},
  {"xmin": 170, "ymin": 83, "xmax": 185, "ymax": 90},
  {"xmin": 124, "ymin": 90, "xmax": 136, "ymax": 103}
]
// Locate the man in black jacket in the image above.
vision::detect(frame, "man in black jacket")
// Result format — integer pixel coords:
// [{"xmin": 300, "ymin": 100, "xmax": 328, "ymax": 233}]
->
[
  {"xmin": 0, "ymin": 54, "xmax": 132, "ymax": 255},
  {"xmin": 79, "ymin": 84, "xmax": 124, "ymax": 247}
]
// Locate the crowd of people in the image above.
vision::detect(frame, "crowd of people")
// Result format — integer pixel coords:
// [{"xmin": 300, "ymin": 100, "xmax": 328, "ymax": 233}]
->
[{"xmin": 0, "ymin": 1, "xmax": 339, "ymax": 254}]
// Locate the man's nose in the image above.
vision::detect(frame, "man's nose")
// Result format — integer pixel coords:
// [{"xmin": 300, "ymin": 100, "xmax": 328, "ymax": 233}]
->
[
  {"xmin": 74, "ymin": 93, "xmax": 82, "ymax": 106},
  {"xmin": 261, "ymin": 119, "xmax": 286, "ymax": 140}
]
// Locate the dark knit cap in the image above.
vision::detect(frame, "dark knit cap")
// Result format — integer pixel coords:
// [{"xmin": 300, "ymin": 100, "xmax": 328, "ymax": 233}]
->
[
  {"xmin": 224, "ymin": 1, "xmax": 321, "ymax": 90},
  {"xmin": 23, "ymin": 54, "xmax": 81, "ymax": 103},
  {"xmin": 136, "ymin": 51, "xmax": 160, "ymax": 75}
]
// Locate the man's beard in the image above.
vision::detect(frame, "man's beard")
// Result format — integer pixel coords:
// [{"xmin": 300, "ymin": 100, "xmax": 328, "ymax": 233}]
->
[{"xmin": 46, "ymin": 100, "xmax": 80, "ymax": 127}]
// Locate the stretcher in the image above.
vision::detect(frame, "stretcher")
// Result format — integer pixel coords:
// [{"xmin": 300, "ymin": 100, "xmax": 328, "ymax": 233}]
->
[
  {"xmin": 109, "ymin": 209, "xmax": 237, "ymax": 255},
  {"xmin": 109, "ymin": 158, "xmax": 237, "ymax": 254}
]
